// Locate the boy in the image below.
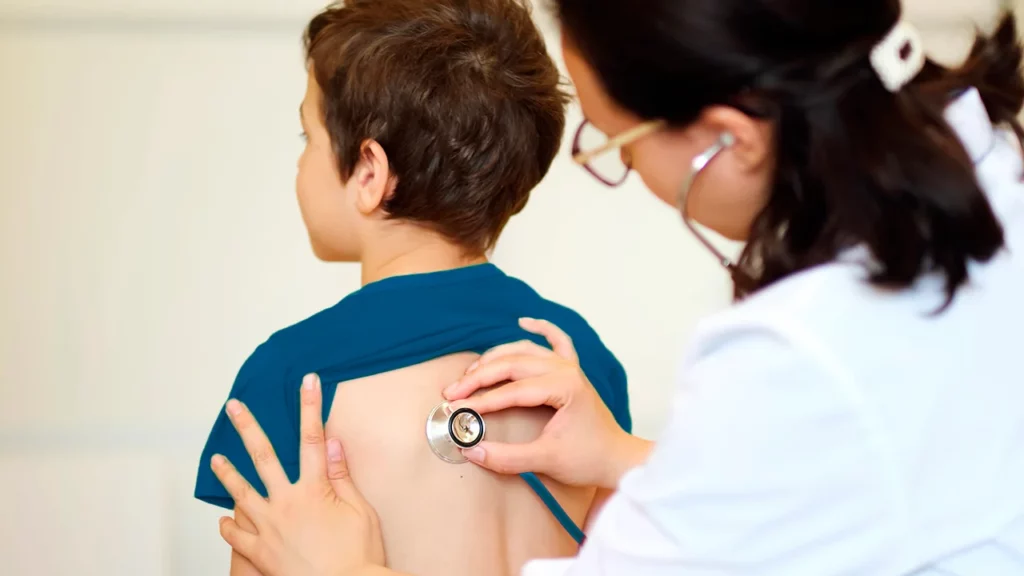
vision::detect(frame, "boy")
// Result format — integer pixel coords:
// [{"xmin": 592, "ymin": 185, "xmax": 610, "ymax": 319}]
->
[{"xmin": 195, "ymin": 1, "xmax": 630, "ymax": 574}]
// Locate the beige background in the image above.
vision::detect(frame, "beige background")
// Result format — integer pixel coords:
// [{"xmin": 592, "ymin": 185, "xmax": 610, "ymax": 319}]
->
[{"xmin": 0, "ymin": 0, "xmax": 1010, "ymax": 574}]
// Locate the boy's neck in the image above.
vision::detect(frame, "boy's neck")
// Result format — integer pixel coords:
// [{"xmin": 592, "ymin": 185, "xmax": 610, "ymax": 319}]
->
[{"xmin": 359, "ymin": 228, "xmax": 488, "ymax": 286}]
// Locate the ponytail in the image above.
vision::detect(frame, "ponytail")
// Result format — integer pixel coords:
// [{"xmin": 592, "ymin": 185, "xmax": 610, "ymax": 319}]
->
[
  {"xmin": 735, "ymin": 12, "xmax": 1023, "ymax": 307},
  {"xmin": 920, "ymin": 14, "xmax": 1024, "ymax": 143}
]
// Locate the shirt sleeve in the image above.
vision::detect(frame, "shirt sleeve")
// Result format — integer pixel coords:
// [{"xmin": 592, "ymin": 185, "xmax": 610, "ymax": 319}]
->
[
  {"xmin": 194, "ymin": 340, "xmax": 301, "ymax": 510},
  {"xmin": 606, "ymin": 358, "xmax": 632, "ymax": 434},
  {"xmin": 525, "ymin": 322, "xmax": 901, "ymax": 575}
]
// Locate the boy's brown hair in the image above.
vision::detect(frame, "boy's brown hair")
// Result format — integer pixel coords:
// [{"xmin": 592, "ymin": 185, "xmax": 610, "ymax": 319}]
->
[{"xmin": 304, "ymin": 0, "xmax": 569, "ymax": 254}]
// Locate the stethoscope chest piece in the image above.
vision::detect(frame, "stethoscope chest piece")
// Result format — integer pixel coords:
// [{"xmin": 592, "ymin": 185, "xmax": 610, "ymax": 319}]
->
[{"xmin": 425, "ymin": 401, "xmax": 485, "ymax": 464}]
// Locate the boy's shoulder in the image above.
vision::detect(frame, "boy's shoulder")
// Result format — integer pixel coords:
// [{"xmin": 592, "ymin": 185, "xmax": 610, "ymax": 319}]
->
[
  {"xmin": 239, "ymin": 295, "xmax": 356, "ymax": 375},
  {"xmin": 500, "ymin": 274, "xmax": 610, "ymax": 350},
  {"xmin": 268, "ymin": 296, "xmax": 352, "ymax": 346}
]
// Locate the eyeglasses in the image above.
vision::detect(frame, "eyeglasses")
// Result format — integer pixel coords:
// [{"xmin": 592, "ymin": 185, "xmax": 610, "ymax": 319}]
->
[
  {"xmin": 571, "ymin": 116, "xmax": 738, "ymax": 271},
  {"xmin": 571, "ymin": 118, "xmax": 664, "ymax": 187}
]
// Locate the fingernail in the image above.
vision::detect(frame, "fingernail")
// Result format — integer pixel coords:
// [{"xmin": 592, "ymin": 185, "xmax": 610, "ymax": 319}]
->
[
  {"xmin": 465, "ymin": 361, "xmax": 478, "ymax": 374},
  {"xmin": 519, "ymin": 317, "xmax": 536, "ymax": 324},
  {"xmin": 225, "ymin": 400, "xmax": 243, "ymax": 416},
  {"xmin": 327, "ymin": 438, "xmax": 343, "ymax": 462},
  {"xmin": 443, "ymin": 383, "xmax": 458, "ymax": 398},
  {"xmin": 462, "ymin": 447, "xmax": 484, "ymax": 463},
  {"xmin": 303, "ymin": 373, "xmax": 316, "ymax": 390},
  {"xmin": 449, "ymin": 400, "xmax": 466, "ymax": 411},
  {"xmin": 211, "ymin": 454, "xmax": 226, "ymax": 467},
  {"xmin": 219, "ymin": 516, "xmax": 229, "ymax": 525}
]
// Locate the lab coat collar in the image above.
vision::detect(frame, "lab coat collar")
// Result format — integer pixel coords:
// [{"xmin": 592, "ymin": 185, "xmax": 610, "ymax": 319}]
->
[
  {"xmin": 945, "ymin": 87, "xmax": 1023, "ymax": 220},
  {"xmin": 943, "ymin": 88, "xmax": 996, "ymax": 165}
]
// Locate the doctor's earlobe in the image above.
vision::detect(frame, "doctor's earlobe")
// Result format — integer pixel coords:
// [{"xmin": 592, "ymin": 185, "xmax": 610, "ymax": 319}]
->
[{"xmin": 700, "ymin": 106, "xmax": 773, "ymax": 173}]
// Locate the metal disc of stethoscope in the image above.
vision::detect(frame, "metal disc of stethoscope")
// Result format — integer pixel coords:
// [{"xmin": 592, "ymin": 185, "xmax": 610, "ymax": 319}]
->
[{"xmin": 425, "ymin": 401, "xmax": 486, "ymax": 464}]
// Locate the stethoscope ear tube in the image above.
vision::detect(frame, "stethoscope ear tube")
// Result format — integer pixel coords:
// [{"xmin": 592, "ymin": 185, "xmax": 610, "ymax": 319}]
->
[{"xmin": 676, "ymin": 132, "xmax": 737, "ymax": 270}]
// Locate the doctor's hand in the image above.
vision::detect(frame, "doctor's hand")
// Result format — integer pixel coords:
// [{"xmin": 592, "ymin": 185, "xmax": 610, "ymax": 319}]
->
[
  {"xmin": 444, "ymin": 318, "xmax": 652, "ymax": 490},
  {"xmin": 210, "ymin": 374, "xmax": 389, "ymax": 576}
]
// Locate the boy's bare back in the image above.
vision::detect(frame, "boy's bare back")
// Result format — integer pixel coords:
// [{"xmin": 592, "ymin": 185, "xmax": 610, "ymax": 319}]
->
[{"xmin": 327, "ymin": 353, "xmax": 594, "ymax": 576}]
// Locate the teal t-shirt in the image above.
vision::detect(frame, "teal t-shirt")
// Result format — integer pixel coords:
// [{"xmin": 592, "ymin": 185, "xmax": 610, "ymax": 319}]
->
[{"xmin": 194, "ymin": 263, "xmax": 631, "ymax": 544}]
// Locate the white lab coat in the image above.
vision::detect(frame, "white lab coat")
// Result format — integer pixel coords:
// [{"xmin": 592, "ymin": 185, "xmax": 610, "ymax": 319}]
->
[{"xmin": 524, "ymin": 88, "xmax": 1024, "ymax": 575}]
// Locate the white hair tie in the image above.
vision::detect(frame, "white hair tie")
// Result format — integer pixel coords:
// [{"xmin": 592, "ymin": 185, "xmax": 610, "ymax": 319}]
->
[{"xmin": 869, "ymin": 20, "xmax": 926, "ymax": 92}]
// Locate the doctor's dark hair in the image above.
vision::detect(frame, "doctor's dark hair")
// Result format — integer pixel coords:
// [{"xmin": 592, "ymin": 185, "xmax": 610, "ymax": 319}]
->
[
  {"xmin": 304, "ymin": 0, "xmax": 569, "ymax": 254},
  {"xmin": 555, "ymin": 0, "xmax": 1024, "ymax": 304}
]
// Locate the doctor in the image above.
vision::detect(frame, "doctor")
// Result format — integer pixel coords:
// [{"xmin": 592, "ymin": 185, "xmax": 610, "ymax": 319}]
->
[{"xmin": 207, "ymin": 0, "xmax": 1024, "ymax": 574}]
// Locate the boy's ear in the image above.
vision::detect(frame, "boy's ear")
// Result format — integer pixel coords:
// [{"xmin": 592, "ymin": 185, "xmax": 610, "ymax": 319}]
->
[{"xmin": 352, "ymin": 140, "xmax": 394, "ymax": 215}]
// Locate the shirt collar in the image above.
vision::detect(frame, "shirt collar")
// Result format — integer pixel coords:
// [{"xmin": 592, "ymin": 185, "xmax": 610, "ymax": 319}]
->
[{"xmin": 943, "ymin": 87, "xmax": 996, "ymax": 165}]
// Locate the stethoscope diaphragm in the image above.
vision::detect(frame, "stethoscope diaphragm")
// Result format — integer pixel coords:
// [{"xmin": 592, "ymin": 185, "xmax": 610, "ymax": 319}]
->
[{"xmin": 426, "ymin": 401, "xmax": 485, "ymax": 463}]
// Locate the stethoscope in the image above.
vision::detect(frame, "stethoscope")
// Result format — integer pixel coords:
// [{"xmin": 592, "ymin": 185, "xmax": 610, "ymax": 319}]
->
[{"xmin": 425, "ymin": 401, "xmax": 486, "ymax": 463}]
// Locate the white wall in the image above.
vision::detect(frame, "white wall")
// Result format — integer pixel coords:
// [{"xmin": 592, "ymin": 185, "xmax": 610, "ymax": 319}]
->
[{"xmin": 0, "ymin": 0, "xmax": 1006, "ymax": 574}]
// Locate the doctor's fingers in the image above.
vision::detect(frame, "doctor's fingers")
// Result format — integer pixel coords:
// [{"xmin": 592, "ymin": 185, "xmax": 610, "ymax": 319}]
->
[
  {"xmin": 445, "ymin": 354, "xmax": 566, "ymax": 402},
  {"xmin": 470, "ymin": 319, "xmax": 579, "ymax": 372},
  {"xmin": 218, "ymin": 516, "xmax": 258, "ymax": 560},
  {"xmin": 325, "ymin": 437, "xmax": 363, "ymax": 505},
  {"xmin": 210, "ymin": 454, "xmax": 270, "ymax": 522},
  {"xmin": 218, "ymin": 517, "xmax": 274, "ymax": 575},
  {"xmin": 452, "ymin": 373, "xmax": 571, "ymax": 416},
  {"xmin": 463, "ymin": 439, "xmax": 552, "ymax": 476},
  {"xmin": 224, "ymin": 400, "xmax": 290, "ymax": 493},
  {"xmin": 518, "ymin": 318, "xmax": 578, "ymax": 362},
  {"xmin": 298, "ymin": 374, "xmax": 328, "ymax": 482},
  {"xmin": 470, "ymin": 340, "xmax": 558, "ymax": 373}
]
